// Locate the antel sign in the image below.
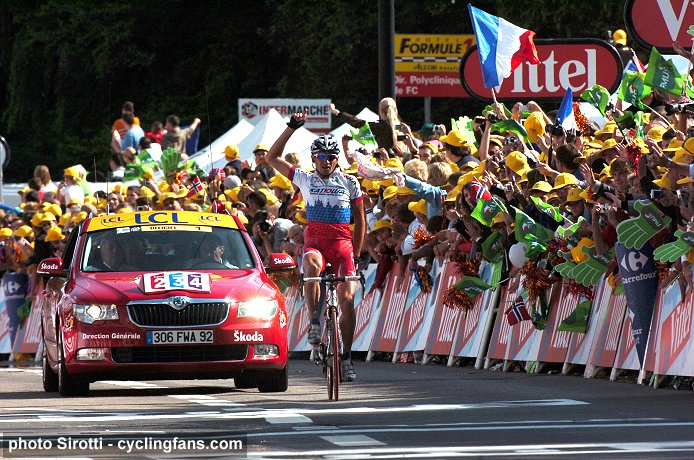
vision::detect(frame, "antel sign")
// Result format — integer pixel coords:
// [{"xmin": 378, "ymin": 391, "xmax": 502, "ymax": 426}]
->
[
  {"xmin": 460, "ymin": 39, "xmax": 623, "ymax": 101},
  {"xmin": 625, "ymin": 0, "xmax": 694, "ymax": 53}
]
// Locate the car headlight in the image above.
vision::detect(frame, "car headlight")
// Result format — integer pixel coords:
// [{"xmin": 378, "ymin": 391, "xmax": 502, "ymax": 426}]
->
[
  {"xmin": 237, "ymin": 300, "xmax": 278, "ymax": 321},
  {"xmin": 73, "ymin": 304, "xmax": 119, "ymax": 324}
]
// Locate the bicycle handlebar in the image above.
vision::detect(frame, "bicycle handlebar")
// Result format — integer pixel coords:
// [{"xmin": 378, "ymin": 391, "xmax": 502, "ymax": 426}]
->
[{"xmin": 302, "ymin": 274, "xmax": 362, "ymax": 283}]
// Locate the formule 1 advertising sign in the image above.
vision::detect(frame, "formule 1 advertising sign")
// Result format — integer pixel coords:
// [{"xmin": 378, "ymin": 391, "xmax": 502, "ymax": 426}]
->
[
  {"xmin": 624, "ymin": 0, "xmax": 694, "ymax": 53},
  {"xmin": 459, "ymin": 39, "xmax": 623, "ymax": 101}
]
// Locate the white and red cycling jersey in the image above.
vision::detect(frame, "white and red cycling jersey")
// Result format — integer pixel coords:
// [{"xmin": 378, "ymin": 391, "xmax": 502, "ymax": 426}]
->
[{"xmin": 289, "ymin": 166, "xmax": 363, "ymax": 240}]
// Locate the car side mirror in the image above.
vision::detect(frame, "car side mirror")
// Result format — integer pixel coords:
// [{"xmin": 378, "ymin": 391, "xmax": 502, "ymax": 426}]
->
[
  {"xmin": 37, "ymin": 257, "xmax": 66, "ymax": 277},
  {"xmin": 266, "ymin": 253, "xmax": 297, "ymax": 272}
]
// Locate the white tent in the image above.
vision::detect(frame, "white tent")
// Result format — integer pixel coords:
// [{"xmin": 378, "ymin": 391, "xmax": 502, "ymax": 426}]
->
[
  {"xmin": 188, "ymin": 119, "xmax": 254, "ymax": 172},
  {"xmin": 212, "ymin": 109, "xmax": 317, "ymax": 170},
  {"xmin": 300, "ymin": 107, "xmax": 381, "ymax": 169}
]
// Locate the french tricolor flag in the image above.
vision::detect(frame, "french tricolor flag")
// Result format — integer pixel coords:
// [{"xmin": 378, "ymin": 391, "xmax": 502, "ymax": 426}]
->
[{"xmin": 468, "ymin": 4, "xmax": 540, "ymax": 89}]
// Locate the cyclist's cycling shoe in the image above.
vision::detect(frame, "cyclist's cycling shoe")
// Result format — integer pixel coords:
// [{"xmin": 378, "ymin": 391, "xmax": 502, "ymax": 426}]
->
[
  {"xmin": 307, "ymin": 323, "xmax": 321, "ymax": 345},
  {"xmin": 341, "ymin": 360, "xmax": 356, "ymax": 382}
]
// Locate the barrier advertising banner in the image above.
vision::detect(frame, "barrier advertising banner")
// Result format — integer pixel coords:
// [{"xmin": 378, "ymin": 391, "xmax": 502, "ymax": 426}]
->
[
  {"xmin": 535, "ymin": 282, "xmax": 574, "ymax": 364},
  {"xmin": 585, "ymin": 281, "xmax": 628, "ymax": 376},
  {"xmin": 486, "ymin": 275, "xmax": 527, "ymax": 362},
  {"xmin": 424, "ymin": 261, "xmax": 465, "ymax": 357},
  {"xmin": 565, "ymin": 278, "xmax": 606, "ymax": 368},
  {"xmin": 12, "ymin": 293, "xmax": 43, "ymax": 354},
  {"xmin": 0, "ymin": 272, "xmax": 28, "ymax": 354},
  {"xmin": 285, "ymin": 284, "xmax": 312, "ymax": 352},
  {"xmin": 352, "ymin": 265, "xmax": 383, "ymax": 352},
  {"xmin": 648, "ymin": 283, "xmax": 694, "ymax": 376},
  {"xmin": 396, "ymin": 263, "xmax": 442, "ymax": 354},
  {"xmin": 370, "ymin": 271, "xmax": 411, "ymax": 353},
  {"xmin": 451, "ymin": 262, "xmax": 500, "ymax": 360}
]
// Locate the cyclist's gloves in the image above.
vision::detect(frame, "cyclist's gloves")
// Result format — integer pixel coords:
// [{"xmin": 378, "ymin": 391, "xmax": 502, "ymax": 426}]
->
[{"xmin": 287, "ymin": 114, "xmax": 305, "ymax": 130}]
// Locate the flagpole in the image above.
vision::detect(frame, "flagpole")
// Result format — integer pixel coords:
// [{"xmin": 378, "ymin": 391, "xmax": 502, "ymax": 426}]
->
[
  {"xmin": 684, "ymin": 41, "xmax": 694, "ymax": 97},
  {"xmin": 641, "ymin": 103, "xmax": 672, "ymax": 127}
]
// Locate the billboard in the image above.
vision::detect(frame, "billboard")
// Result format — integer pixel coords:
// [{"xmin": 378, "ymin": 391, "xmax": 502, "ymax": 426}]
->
[
  {"xmin": 395, "ymin": 34, "xmax": 473, "ymax": 97},
  {"xmin": 238, "ymin": 98, "xmax": 331, "ymax": 132},
  {"xmin": 459, "ymin": 39, "xmax": 623, "ymax": 101},
  {"xmin": 625, "ymin": 0, "xmax": 694, "ymax": 53}
]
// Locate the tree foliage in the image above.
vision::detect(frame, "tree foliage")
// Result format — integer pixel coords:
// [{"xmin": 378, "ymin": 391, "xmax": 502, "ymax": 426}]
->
[{"xmin": 0, "ymin": 0, "xmax": 625, "ymax": 182}]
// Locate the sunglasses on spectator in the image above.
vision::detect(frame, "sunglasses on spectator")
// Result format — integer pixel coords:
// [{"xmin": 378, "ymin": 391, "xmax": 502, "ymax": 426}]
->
[
  {"xmin": 503, "ymin": 137, "xmax": 520, "ymax": 146},
  {"xmin": 315, "ymin": 153, "xmax": 338, "ymax": 162}
]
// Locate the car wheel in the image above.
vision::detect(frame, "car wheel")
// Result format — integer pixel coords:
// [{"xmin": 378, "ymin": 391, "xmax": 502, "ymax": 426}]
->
[
  {"xmin": 57, "ymin": 333, "xmax": 89, "ymax": 397},
  {"xmin": 42, "ymin": 347, "xmax": 58, "ymax": 393},
  {"xmin": 234, "ymin": 372, "xmax": 258, "ymax": 389},
  {"xmin": 257, "ymin": 365, "xmax": 288, "ymax": 393}
]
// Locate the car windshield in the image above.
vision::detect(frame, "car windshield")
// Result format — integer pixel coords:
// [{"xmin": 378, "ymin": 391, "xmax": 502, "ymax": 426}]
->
[{"xmin": 81, "ymin": 226, "xmax": 255, "ymax": 272}]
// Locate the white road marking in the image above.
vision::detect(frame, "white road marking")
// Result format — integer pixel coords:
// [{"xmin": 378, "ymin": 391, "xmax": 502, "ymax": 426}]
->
[
  {"xmin": 320, "ymin": 435, "xmax": 385, "ymax": 447},
  {"xmin": 247, "ymin": 441, "xmax": 694, "ymax": 458},
  {"xmin": 100, "ymin": 380, "xmax": 166, "ymax": 389}
]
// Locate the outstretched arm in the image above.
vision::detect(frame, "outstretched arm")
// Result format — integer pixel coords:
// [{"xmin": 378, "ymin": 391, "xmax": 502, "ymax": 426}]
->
[{"xmin": 267, "ymin": 112, "xmax": 305, "ymax": 179}]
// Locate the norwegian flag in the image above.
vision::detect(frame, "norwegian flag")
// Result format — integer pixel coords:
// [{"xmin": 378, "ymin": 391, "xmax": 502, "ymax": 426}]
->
[
  {"xmin": 209, "ymin": 168, "xmax": 226, "ymax": 181},
  {"xmin": 186, "ymin": 175, "xmax": 204, "ymax": 198},
  {"xmin": 469, "ymin": 179, "xmax": 493, "ymax": 201},
  {"xmin": 505, "ymin": 296, "xmax": 531, "ymax": 326}
]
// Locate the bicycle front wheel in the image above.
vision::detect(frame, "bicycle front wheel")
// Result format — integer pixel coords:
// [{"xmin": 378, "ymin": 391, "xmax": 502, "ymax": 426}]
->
[{"xmin": 326, "ymin": 307, "xmax": 340, "ymax": 401}]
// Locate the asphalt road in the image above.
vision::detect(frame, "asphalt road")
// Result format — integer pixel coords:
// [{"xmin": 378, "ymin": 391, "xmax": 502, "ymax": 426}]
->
[{"xmin": 1, "ymin": 357, "xmax": 694, "ymax": 459}]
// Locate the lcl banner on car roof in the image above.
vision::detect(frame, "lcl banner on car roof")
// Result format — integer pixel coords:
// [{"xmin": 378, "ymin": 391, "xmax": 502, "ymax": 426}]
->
[
  {"xmin": 460, "ymin": 39, "xmax": 623, "ymax": 101},
  {"xmin": 625, "ymin": 0, "xmax": 694, "ymax": 53}
]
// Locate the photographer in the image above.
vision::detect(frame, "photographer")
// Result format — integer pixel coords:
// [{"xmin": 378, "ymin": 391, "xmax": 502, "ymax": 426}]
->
[{"xmin": 251, "ymin": 209, "xmax": 293, "ymax": 262}]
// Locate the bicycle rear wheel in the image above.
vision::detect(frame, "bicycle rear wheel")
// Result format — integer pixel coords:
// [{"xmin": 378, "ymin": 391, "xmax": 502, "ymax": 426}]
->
[{"xmin": 325, "ymin": 307, "xmax": 340, "ymax": 401}]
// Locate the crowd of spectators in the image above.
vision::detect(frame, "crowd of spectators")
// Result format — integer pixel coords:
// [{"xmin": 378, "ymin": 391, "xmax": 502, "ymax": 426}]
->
[{"xmin": 4, "ymin": 83, "xmax": 694, "ymax": 303}]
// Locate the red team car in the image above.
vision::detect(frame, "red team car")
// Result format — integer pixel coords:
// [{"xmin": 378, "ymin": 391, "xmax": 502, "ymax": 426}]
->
[{"xmin": 37, "ymin": 210, "xmax": 295, "ymax": 396}]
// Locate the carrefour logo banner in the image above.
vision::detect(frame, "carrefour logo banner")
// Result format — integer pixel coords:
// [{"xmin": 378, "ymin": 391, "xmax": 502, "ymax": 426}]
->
[{"xmin": 615, "ymin": 242, "xmax": 658, "ymax": 365}]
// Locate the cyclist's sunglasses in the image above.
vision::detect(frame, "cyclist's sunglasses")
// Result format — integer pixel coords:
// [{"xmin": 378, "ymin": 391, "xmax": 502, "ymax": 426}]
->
[{"xmin": 315, "ymin": 153, "xmax": 338, "ymax": 162}]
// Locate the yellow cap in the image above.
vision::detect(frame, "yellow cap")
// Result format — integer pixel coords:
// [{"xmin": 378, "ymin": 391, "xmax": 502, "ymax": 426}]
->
[
  {"xmin": 0, "ymin": 228, "xmax": 12, "ymax": 239},
  {"xmin": 361, "ymin": 179, "xmax": 381, "ymax": 194},
  {"xmin": 140, "ymin": 187, "xmax": 156, "ymax": 199},
  {"xmin": 224, "ymin": 145, "xmax": 239, "ymax": 159},
  {"xmin": 524, "ymin": 111, "xmax": 546, "ymax": 143},
  {"xmin": 439, "ymin": 129, "xmax": 466, "ymax": 147},
  {"xmin": 45, "ymin": 226, "xmax": 65, "ymax": 242},
  {"xmin": 72, "ymin": 211, "xmax": 88, "ymax": 225},
  {"xmin": 565, "ymin": 188, "xmax": 584, "ymax": 203},
  {"xmin": 382, "ymin": 185, "xmax": 398, "ymax": 201},
  {"xmin": 647, "ymin": 126, "xmax": 667, "ymax": 142},
  {"xmin": 407, "ymin": 199, "xmax": 428, "ymax": 216},
  {"xmin": 295, "ymin": 210, "xmax": 308, "ymax": 224},
  {"xmin": 652, "ymin": 172, "xmax": 671, "ymax": 190},
  {"xmin": 613, "ymin": 29, "xmax": 627, "ymax": 46},
  {"xmin": 444, "ymin": 188, "xmax": 460, "ymax": 202},
  {"xmin": 224, "ymin": 187, "xmax": 241, "ymax": 203},
  {"xmin": 553, "ymin": 173, "xmax": 579, "ymax": 190},
  {"xmin": 157, "ymin": 192, "xmax": 178, "ymax": 205},
  {"xmin": 384, "ymin": 157, "xmax": 404, "ymax": 171},
  {"xmin": 343, "ymin": 162, "xmax": 359, "ymax": 174},
  {"xmin": 571, "ymin": 237, "xmax": 595, "ymax": 264},
  {"xmin": 396, "ymin": 186, "xmax": 417, "ymax": 196},
  {"xmin": 370, "ymin": 219, "xmax": 392, "ymax": 233},
  {"xmin": 14, "ymin": 225, "xmax": 34, "ymax": 238},
  {"xmin": 259, "ymin": 188, "xmax": 280, "ymax": 206},
  {"xmin": 505, "ymin": 151, "xmax": 532, "ymax": 176},
  {"xmin": 269, "ymin": 174, "xmax": 293, "ymax": 190},
  {"xmin": 40, "ymin": 213, "xmax": 57, "ymax": 223},
  {"xmin": 30, "ymin": 213, "xmax": 43, "ymax": 227},
  {"xmin": 59, "ymin": 212, "xmax": 71, "ymax": 227},
  {"xmin": 530, "ymin": 181, "xmax": 552, "ymax": 193},
  {"xmin": 254, "ymin": 143, "xmax": 269, "ymax": 152}
]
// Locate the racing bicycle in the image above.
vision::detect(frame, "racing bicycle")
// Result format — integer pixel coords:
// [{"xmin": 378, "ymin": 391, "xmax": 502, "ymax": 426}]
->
[{"xmin": 300, "ymin": 271, "xmax": 364, "ymax": 400}]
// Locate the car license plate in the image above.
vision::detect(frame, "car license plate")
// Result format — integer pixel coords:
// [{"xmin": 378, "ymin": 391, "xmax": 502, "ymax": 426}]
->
[{"xmin": 146, "ymin": 330, "xmax": 214, "ymax": 345}]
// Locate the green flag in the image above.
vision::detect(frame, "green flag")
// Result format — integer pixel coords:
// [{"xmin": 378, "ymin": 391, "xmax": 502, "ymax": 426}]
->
[
  {"xmin": 451, "ymin": 275, "xmax": 494, "ymax": 298},
  {"xmin": 491, "ymin": 119, "xmax": 528, "ymax": 141},
  {"xmin": 633, "ymin": 111, "xmax": 645, "ymax": 140},
  {"xmin": 350, "ymin": 122, "xmax": 377, "ymax": 146},
  {"xmin": 616, "ymin": 200, "xmax": 672, "ymax": 249},
  {"xmin": 513, "ymin": 206, "xmax": 554, "ymax": 245},
  {"xmin": 471, "ymin": 196, "xmax": 507, "ymax": 227},
  {"xmin": 558, "ymin": 299, "xmax": 592, "ymax": 333},
  {"xmin": 483, "ymin": 103, "xmax": 513, "ymax": 119},
  {"xmin": 481, "ymin": 231, "xmax": 504, "ymax": 263},
  {"xmin": 618, "ymin": 71, "xmax": 652, "ymax": 109},
  {"xmin": 580, "ymin": 85, "xmax": 610, "ymax": 115},
  {"xmin": 644, "ymin": 47, "xmax": 687, "ymax": 96},
  {"xmin": 530, "ymin": 196, "xmax": 563, "ymax": 223},
  {"xmin": 123, "ymin": 164, "xmax": 145, "ymax": 182}
]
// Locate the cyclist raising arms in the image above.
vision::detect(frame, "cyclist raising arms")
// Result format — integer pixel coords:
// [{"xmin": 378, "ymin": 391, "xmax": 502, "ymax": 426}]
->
[{"xmin": 266, "ymin": 112, "xmax": 365, "ymax": 382}]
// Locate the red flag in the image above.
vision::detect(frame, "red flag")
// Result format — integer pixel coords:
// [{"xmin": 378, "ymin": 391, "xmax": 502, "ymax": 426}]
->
[
  {"xmin": 505, "ymin": 297, "xmax": 531, "ymax": 326},
  {"xmin": 186, "ymin": 176, "xmax": 204, "ymax": 198}
]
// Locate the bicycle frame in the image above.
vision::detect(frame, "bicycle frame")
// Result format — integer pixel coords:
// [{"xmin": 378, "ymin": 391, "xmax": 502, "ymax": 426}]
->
[{"xmin": 301, "ymin": 272, "xmax": 364, "ymax": 401}]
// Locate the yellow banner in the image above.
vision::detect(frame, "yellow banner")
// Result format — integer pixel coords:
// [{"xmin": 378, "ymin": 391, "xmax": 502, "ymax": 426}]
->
[
  {"xmin": 86, "ymin": 211, "xmax": 240, "ymax": 232},
  {"xmin": 395, "ymin": 34, "xmax": 475, "ymax": 73}
]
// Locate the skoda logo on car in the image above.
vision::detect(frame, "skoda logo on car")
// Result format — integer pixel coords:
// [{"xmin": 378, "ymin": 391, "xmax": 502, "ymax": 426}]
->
[{"xmin": 169, "ymin": 296, "xmax": 188, "ymax": 310}]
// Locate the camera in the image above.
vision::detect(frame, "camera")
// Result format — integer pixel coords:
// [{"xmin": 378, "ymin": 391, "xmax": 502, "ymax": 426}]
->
[
  {"xmin": 259, "ymin": 221, "xmax": 272, "ymax": 233},
  {"xmin": 519, "ymin": 104, "xmax": 530, "ymax": 112},
  {"xmin": 650, "ymin": 188, "xmax": 663, "ymax": 200},
  {"xmin": 595, "ymin": 204, "xmax": 609, "ymax": 214},
  {"xmin": 665, "ymin": 102, "xmax": 694, "ymax": 115},
  {"xmin": 549, "ymin": 124, "xmax": 565, "ymax": 137},
  {"xmin": 487, "ymin": 113, "xmax": 501, "ymax": 124},
  {"xmin": 395, "ymin": 124, "xmax": 402, "ymax": 130},
  {"xmin": 433, "ymin": 125, "xmax": 442, "ymax": 134},
  {"xmin": 397, "ymin": 134, "xmax": 408, "ymax": 141},
  {"xmin": 343, "ymin": 135, "xmax": 353, "ymax": 140}
]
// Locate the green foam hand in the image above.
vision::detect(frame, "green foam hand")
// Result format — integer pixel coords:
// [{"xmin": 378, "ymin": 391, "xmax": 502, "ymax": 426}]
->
[
  {"xmin": 554, "ymin": 251, "xmax": 577, "ymax": 278},
  {"xmin": 653, "ymin": 230, "xmax": 694, "ymax": 262},
  {"xmin": 569, "ymin": 246, "xmax": 614, "ymax": 287},
  {"xmin": 616, "ymin": 200, "xmax": 671, "ymax": 249},
  {"xmin": 160, "ymin": 147, "xmax": 183, "ymax": 178}
]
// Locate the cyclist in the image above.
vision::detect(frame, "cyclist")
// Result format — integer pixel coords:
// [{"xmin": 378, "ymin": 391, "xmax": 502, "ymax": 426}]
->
[{"xmin": 266, "ymin": 112, "xmax": 365, "ymax": 382}]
